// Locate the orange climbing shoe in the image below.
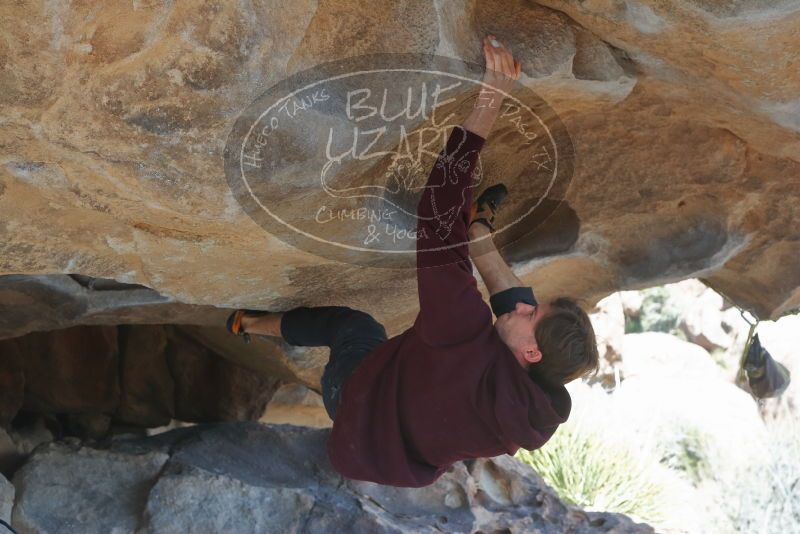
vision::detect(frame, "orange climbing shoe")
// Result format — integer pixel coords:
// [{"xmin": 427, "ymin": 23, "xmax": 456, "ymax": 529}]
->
[{"xmin": 225, "ymin": 309, "xmax": 272, "ymax": 344}]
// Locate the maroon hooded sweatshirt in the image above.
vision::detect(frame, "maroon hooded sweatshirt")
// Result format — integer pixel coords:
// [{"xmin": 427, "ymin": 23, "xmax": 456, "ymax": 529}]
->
[{"xmin": 327, "ymin": 125, "xmax": 572, "ymax": 487}]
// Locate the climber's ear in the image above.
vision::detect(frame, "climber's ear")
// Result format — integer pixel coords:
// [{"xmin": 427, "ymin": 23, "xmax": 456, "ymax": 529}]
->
[{"xmin": 523, "ymin": 346, "xmax": 542, "ymax": 364}]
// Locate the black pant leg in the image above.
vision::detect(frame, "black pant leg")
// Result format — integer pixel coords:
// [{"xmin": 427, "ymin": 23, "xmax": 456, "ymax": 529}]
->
[
  {"xmin": 279, "ymin": 306, "xmax": 387, "ymax": 420},
  {"xmin": 279, "ymin": 306, "xmax": 353, "ymax": 347},
  {"xmin": 280, "ymin": 306, "xmax": 387, "ymax": 350}
]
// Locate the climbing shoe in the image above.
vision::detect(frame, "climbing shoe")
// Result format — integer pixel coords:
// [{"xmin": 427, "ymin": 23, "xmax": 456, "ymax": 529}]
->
[
  {"xmin": 469, "ymin": 183, "xmax": 509, "ymax": 233},
  {"xmin": 225, "ymin": 309, "xmax": 273, "ymax": 344}
]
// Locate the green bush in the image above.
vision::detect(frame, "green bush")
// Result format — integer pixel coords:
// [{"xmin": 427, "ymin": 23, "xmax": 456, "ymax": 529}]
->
[
  {"xmin": 658, "ymin": 425, "xmax": 712, "ymax": 485},
  {"xmin": 624, "ymin": 286, "xmax": 686, "ymax": 335},
  {"xmin": 515, "ymin": 421, "xmax": 672, "ymax": 526}
]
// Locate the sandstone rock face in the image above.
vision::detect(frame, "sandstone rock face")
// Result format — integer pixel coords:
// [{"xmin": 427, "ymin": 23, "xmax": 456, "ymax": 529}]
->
[
  {"xmin": 116, "ymin": 325, "xmax": 175, "ymax": 427},
  {"xmin": 0, "ymin": 339, "xmax": 24, "ymax": 427},
  {"xmin": 0, "ymin": 324, "xmax": 282, "ymax": 435},
  {"xmin": 588, "ymin": 293, "xmax": 625, "ymax": 383},
  {"xmin": 10, "ymin": 422, "xmax": 655, "ymax": 534},
  {"xmin": 261, "ymin": 383, "xmax": 331, "ymax": 429},
  {"xmin": 166, "ymin": 327, "xmax": 279, "ymax": 423},
  {"xmin": 0, "ymin": 0, "xmax": 797, "ymax": 343},
  {"xmin": 0, "ymin": 274, "xmax": 327, "ymax": 392},
  {"xmin": 20, "ymin": 325, "xmax": 120, "ymax": 415},
  {"xmin": 0, "ymin": 275, "xmax": 218, "ymax": 340}
]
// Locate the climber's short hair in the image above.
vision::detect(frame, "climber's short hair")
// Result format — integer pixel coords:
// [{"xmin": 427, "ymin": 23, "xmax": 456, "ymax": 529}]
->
[{"xmin": 528, "ymin": 297, "xmax": 600, "ymax": 386}]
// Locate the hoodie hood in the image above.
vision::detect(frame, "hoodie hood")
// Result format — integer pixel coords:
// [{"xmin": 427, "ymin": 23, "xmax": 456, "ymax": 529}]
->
[{"xmin": 489, "ymin": 349, "xmax": 572, "ymax": 451}]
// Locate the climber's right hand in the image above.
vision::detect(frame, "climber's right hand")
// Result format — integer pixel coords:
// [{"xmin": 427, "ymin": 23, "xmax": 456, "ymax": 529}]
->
[{"xmin": 481, "ymin": 34, "xmax": 521, "ymax": 95}]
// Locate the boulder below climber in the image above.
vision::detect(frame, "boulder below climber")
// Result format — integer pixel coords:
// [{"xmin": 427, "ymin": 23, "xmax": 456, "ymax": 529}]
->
[{"xmin": 10, "ymin": 422, "xmax": 655, "ymax": 534}]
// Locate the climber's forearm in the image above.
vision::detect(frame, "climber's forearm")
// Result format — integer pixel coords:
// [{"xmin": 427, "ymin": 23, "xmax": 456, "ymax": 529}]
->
[
  {"xmin": 467, "ymin": 223, "xmax": 524, "ymax": 295},
  {"xmin": 461, "ymin": 86, "xmax": 503, "ymax": 139}
]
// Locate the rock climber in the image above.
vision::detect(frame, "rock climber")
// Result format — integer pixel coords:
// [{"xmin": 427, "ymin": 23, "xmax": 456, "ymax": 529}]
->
[{"xmin": 226, "ymin": 35, "xmax": 600, "ymax": 488}]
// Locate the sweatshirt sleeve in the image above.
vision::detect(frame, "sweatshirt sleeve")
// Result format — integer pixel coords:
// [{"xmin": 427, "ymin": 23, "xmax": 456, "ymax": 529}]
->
[{"xmin": 414, "ymin": 125, "xmax": 493, "ymax": 346}]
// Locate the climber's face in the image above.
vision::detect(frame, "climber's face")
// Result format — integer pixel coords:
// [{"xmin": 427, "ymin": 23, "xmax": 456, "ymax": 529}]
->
[{"xmin": 495, "ymin": 302, "xmax": 552, "ymax": 369}]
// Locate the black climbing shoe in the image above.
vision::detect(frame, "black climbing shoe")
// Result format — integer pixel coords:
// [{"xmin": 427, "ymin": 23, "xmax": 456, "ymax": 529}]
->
[
  {"xmin": 469, "ymin": 183, "xmax": 509, "ymax": 233},
  {"xmin": 225, "ymin": 309, "xmax": 273, "ymax": 344}
]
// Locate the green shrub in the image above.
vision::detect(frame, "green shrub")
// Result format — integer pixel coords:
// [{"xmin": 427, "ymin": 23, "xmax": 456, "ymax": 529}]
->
[
  {"xmin": 515, "ymin": 421, "xmax": 672, "ymax": 526},
  {"xmin": 624, "ymin": 286, "xmax": 690, "ymax": 335},
  {"xmin": 639, "ymin": 286, "xmax": 683, "ymax": 334},
  {"xmin": 658, "ymin": 425, "xmax": 712, "ymax": 485},
  {"xmin": 624, "ymin": 313, "xmax": 643, "ymax": 334}
]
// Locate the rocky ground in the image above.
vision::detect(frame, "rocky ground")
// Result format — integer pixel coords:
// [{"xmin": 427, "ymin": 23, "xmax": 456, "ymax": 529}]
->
[{"xmin": 5, "ymin": 423, "xmax": 655, "ymax": 534}]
